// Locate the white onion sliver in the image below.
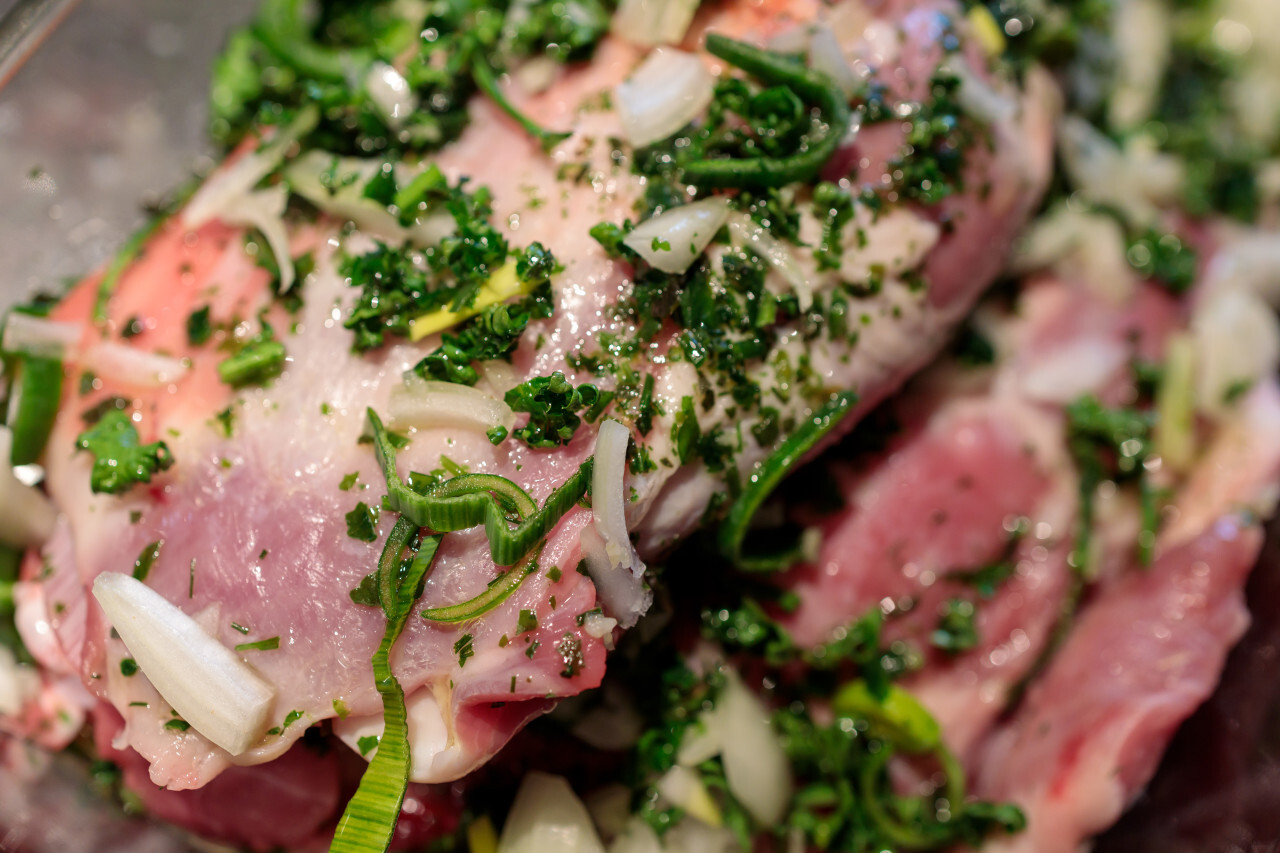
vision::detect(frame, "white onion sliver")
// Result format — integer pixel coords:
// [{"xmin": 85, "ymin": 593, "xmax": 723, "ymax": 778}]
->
[
  {"xmin": 82, "ymin": 343, "xmax": 189, "ymax": 388},
  {"xmin": 944, "ymin": 58, "xmax": 1016, "ymax": 127},
  {"xmin": 615, "ymin": 48, "xmax": 713, "ymax": 148},
  {"xmin": 727, "ymin": 213, "xmax": 813, "ymax": 308},
  {"xmin": 365, "ymin": 62, "xmax": 419, "ymax": 130},
  {"xmin": 91, "ymin": 573, "xmax": 276, "ymax": 756},
  {"xmin": 808, "ymin": 25, "xmax": 860, "ymax": 97},
  {"xmin": 498, "ymin": 771, "xmax": 606, "ymax": 853},
  {"xmin": 611, "ymin": 0, "xmax": 699, "ymax": 47},
  {"xmin": 0, "ymin": 427, "xmax": 56, "ymax": 548},
  {"xmin": 2, "ymin": 314, "xmax": 82, "ymax": 360},
  {"xmin": 584, "ymin": 419, "xmax": 649, "ymax": 628},
  {"xmin": 580, "ymin": 525, "xmax": 652, "ymax": 630},
  {"xmin": 1192, "ymin": 288, "xmax": 1280, "ymax": 416},
  {"xmin": 623, "ymin": 197, "xmax": 730, "ymax": 275},
  {"xmin": 655, "ymin": 765, "xmax": 723, "ymax": 827},
  {"xmin": 718, "ymin": 672, "xmax": 793, "ymax": 826},
  {"xmin": 389, "ymin": 375, "xmax": 516, "ymax": 434},
  {"xmin": 184, "ymin": 105, "xmax": 318, "ymax": 230},
  {"xmin": 220, "ymin": 186, "xmax": 296, "ymax": 292}
]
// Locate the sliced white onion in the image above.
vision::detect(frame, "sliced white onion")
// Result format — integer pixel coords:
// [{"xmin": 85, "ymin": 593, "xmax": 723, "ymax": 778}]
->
[
  {"xmin": 82, "ymin": 342, "xmax": 189, "ymax": 388},
  {"xmin": 184, "ymin": 105, "xmax": 318, "ymax": 230},
  {"xmin": 1010, "ymin": 206, "xmax": 1133, "ymax": 304},
  {"xmin": 1192, "ymin": 288, "xmax": 1280, "ymax": 416},
  {"xmin": 365, "ymin": 62, "xmax": 419, "ymax": 130},
  {"xmin": 333, "ymin": 688, "xmax": 472, "ymax": 783},
  {"xmin": 1204, "ymin": 232, "xmax": 1280, "ymax": 307},
  {"xmin": 676, "ymin": 711, "xmax": 723, "ymax": 767},
  {"xmin": 718, "ymin": 671, "xmax": 792, "ymax": 826},
  {"xmin": 1058, "ymin": 116, "xmax": 1159, "ymax": 226},
  {"xmin": 608, "ymin": 818, "xmax": 663, "ymax": 853},
  {"xmin": 91, "ymin": 572, "xmax": 276, "ymax": 756},
  {"xmin": 826, "ymin": 0, "xmax": 873, "ymax": 45},
  {"xmin": 2, "ymin": 314, "xmax": 83, "ymax": 360},
  {"xmin": 581, "ymin": 610, "xmax": 618, "ymax": 640},
  {"xmin": 943, "ymin": 57, "xmax": 1016, "ymax": 128},
  {"xmin": 610, "ymin": 0, "xmax": 699, "ymax": 47},
  {"xmin": 389, "ymin": 374, "xmax": 516, "ymax": 435},
  {"xmin": 0, "ymin": 427, "xmax": 56, "ymax": 548},
  {"xmin": 285, "ymin": 151, "xmax": 455, "ymax": 247},
  {"xmin": 498, "ymin": 771, "xmax": 606, "ymax": 853},
  {"xmin": 727, "ymin": 213, "xmax": 813, "ymax": 309},
  {"xmin": 656, "ymin": 765, "xmax": 723, "ymax": 827},
  {"xmin": 615, "ymin": 48, "xmax": 714, "ymax": 148},
  {"xmin": 1107, "ymin": 0, "xmax": 1170, "ymax": 130},
  {"xmin": 581, "ymin": 420, "xmax": 649, "ymax": 629},
  {"xmin": 808, "ymin": 25, "xmax": 860, "ymax": 98},
  {"xmin": 623, "ymin": 197, "xmax": 730, "ymax": 275},
  {"xmin": 219, "ymin": 185, "xmax": 297, "ymax": 292}
]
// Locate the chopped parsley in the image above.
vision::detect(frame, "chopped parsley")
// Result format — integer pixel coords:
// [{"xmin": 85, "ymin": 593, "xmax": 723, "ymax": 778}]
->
[
  {"xmin": 504, "ymin": 371, "xmax": 599, "ymax": 448},
  {"xmin": 345, "ymin": 501, "xmax": 380, "ymax": 542},
  {"xmin": 132, "ymin": 540, "xmax": 163, "ymax": 582},
  {"xmin": 75, "ymin": 410, "xmax": 175, "ymax": 495}
]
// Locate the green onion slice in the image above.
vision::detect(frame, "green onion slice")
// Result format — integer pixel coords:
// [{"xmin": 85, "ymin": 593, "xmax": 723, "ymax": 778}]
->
[
  {"xmin": 367, "ymin": 408, "xmax": 592, "ymax": 566},
  {"xmin": 420, "ymin": 546, "xmax": 541, "ymax": 624},
  {"xmin": 717, "ymin": 391, "xmax": 857, "ymax": 572},
  {"xmin": 7, "ymin": 357, "xmax": 63, "ymax": 466},
  {"xmin": 682, "ymin": 34, "xmax": 852, "ymax": 190},
  {"xmin": 330, "ymin": 517, "xmax": 442, "ymax": 853}
]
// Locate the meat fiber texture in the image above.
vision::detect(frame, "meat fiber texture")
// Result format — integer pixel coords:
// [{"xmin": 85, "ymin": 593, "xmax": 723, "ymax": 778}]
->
[
  {"xmin": 7, "ymin": 0, "xmax": 1052, "ymax": 841},
  {"xmin": 775, "ymin": 254, "xmax": 1280, "ymax": 850}
]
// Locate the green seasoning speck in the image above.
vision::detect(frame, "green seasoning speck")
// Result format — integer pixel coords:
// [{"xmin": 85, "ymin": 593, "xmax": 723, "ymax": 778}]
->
[
  {"xmin": 282, "ymin": 709, "xmax": 304, "ymax": 729},
  {"xmin": 517, "ymin": 609, "xmax": 538, "ymax": 634},
  {"xmin": 76, "ymin": 411, "xmax": 174, "ymax": 495},
  {"xmin": 231, "ymin": 622, "xmax": 250, "ymax": 635},
  {"xmin": 333, "ymin": 698, "xmax": 350, "ymax": 719},
  {"xmin": 235, "ymin": 636, "xmax": 281, "ymax": 652},
  {"xmin": 132, "ymin": 540, "xmax": 163, "ymax": 582},
  {"xmin": 120, "ymin": 658, "xmax": 138, "ymax": 677},
  {"xmin": 357, "ymin": 735, "xmax": 380, "ymax": 756},
  {"xmin": 164, "ymin": 719, "xmax": 190, "ymax": 732},
  {"xmin": 454, "ymin": 633, "xmax": 475, "ymax": 667},
  {"xmin": 339, "ymin": 472, "xmax": 360, "ymax": 491},
  {"xmin": 186, "ymin": 305, "xmax": 213, "ymax": 346},
  {"xmin": 346, "ymin": 501, "xmax": 380, "ymax": 542}
]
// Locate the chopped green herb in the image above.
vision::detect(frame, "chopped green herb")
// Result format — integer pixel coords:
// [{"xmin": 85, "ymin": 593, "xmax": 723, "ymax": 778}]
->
[
  {"xmin": 346, "ymin": 501, "xmax": 380, "ymax": 542},
  {"xmin": 235, "ymin": 636, "xmax": 281, "ymax": 652},
  {"xmin": 120, "ymin": 658, "xmax": 138, "ymax": 677},
  {"xmin": 75, "ymin": 410, "xmax": 174, "ymax": 495},
  {"xmin": 132, "ymin": 540, "xmax": 163, "ymax": 583}
]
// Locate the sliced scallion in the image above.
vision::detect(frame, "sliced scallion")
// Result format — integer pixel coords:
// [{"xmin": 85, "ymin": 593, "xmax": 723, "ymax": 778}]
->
[
  {"xmin": 330, "ymin": 518, "xmax": 442, "ymax": 853},
  {"xmin": 7, "ymin": 357, "xmax": 63, "ymax": 466},
  {"xmin": 367, "ymin": 409, "xmax": 591, "ymax": 566},
  {"xmin": 717, "ymin": 392, "xmax": 857, "ymax": 572}
]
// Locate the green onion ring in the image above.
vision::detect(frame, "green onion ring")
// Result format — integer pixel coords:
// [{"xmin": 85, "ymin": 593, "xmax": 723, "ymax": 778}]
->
[{"xmin": 682, "ymin": 33, "xmax": 852, "ymax": 190}]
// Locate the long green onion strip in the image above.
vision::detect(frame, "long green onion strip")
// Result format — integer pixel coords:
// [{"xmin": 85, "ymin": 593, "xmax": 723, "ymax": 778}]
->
[
  {"xmin": 8, "ymin": 356, "xmax": 63, "ymax": 466},
  {"xmin": 330, "ymin": 518, "xmax": 442, "ymax": 853},
  {"xmin": 470, "ymin": 58, "xmax": 572, "ymax": 152},
  {"xmin": 366, "ymin": 408, "xmax": 592, "ymax": 567},
  {"xmin": 717, "ymin": 391, "xmax": 857, "ymax": 572},
  {"xmin": 682, "ymin": 33, "xmax": 853, "ymax": 190}
]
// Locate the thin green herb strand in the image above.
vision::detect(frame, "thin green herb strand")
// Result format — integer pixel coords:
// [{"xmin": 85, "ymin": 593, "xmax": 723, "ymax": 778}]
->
[
  {"xmin": 682, "ymin": 33, "xmax": 852, "ymax": 189},
  {"xmin": 420, "ymin": 545, "xmax": 542, "ymax": 623},
  {"xmin": 471, "ymin": 58, "xmax": 572, "ymax": 152},
  {"xmin": 717, "ymin": 391, "xmax": 857, "ymax": 572},
  {"xmin": 367, "ymin": 408, "xmax": 592, "ymax": 566},
  {"xmin": 330, "ymin": 518, "xmax": 442, "ymax": 853}
]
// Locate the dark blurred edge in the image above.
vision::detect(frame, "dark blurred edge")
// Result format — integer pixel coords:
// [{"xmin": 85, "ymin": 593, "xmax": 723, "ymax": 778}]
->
[{"xmin": 1096, "ymin": 512, "xmax": 1280, "ymax": 853}]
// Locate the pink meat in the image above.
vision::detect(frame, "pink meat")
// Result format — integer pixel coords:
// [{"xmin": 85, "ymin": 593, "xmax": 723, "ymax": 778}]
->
[
  {"xmin": 973, "ymin": 516, "xmax": 1262, "ymax": 853},
  {"xmin": 11, "ymin": 0, "xmax": 1053, "ymax": 837}
]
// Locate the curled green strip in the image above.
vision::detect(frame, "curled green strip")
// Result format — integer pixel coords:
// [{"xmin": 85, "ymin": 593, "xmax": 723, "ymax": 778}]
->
[
  {"xmin": 470, "ymin": 58, "xmax": 572, "ymax": 152},
  {"xmin": 366, "ymin": 408, "xmax": 592, "ymax": 566},
  {"xmin": 8, "ymin": 357, "xmax": 63, "ymax": 466},
  {"xmin": 682, "ymin": 33, "xmax": 852, "ymax": 190},
  {"xmin": 330, "ymin": 518, "xmax": 442, "ymax": 853},
  {"xmin": 717, "ymin": 391, "xmax": 857, "ymax": 572},
  {"xmin": 420, "ymin": 546, "xmax": 542, "ymax": 624}
]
